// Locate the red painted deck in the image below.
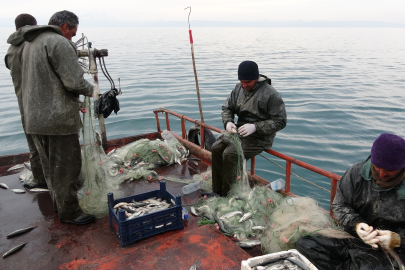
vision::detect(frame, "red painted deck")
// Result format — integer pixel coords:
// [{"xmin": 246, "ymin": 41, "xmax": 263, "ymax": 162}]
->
[{"xmin": 0, "ymin": 156, "xmax": 254, "ymax": 270}]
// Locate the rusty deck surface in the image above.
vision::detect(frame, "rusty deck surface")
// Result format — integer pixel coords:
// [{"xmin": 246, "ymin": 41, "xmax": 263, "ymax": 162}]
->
[{"xmin": 0, "ymin": 157, "xmax": 255, "ymax": 270}]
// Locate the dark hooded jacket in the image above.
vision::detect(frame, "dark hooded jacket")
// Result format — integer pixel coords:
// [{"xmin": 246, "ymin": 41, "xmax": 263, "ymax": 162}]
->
[
  {"xmin": 332, "ymin": 156, "xmax": 405, "ymax": 252},
  {"xmin": 221, "ymin": 76, "xmax": 287, "ymax": 149},
  {"xmin": 5, "ymin": 27, "xmax": 28, "ymax": 128},
  {"xmin": 19, "ymin": 25, "xmax": 93, "ymax": 135}
]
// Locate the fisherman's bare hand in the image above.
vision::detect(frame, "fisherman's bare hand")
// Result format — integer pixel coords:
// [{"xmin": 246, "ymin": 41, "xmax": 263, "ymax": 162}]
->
[
  {"xmin": 226, "ymin": 122, "xmax": 237, "ymax": 134},
  {"xmin": 376, "ymin": 230, "xmax": 401, "ymax": 250},
  {"xmin": 238, "ymin": 123, "xmax": 256, "ymax": 137},
  {"xmin": 356, "ymin": 223, "xmax": 379, "ymax": 248}
]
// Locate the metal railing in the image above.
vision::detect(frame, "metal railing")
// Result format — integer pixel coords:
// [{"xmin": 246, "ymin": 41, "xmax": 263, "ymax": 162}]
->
[{"xmin": 153, "ymin": 108, "xmax": 341, "ymax": 209}]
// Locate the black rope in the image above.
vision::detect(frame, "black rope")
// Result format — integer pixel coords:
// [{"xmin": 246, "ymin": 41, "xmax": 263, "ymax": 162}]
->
[
  {"xmin": 101, "ymin": 57, "xmax": 115, "ymax": 89},
  {"xmin": 98, "ymin": 57, "xmax": 114, "ymax": 90}
]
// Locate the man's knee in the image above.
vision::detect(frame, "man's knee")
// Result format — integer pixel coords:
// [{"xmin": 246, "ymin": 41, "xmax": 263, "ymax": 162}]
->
[
  {"xmin": 223, "ymin": 144, "xmax": 238, "ymax": 160},
  {"xmin": 212, "ymin": 140, "xmax": 226, "ymax": 155}
]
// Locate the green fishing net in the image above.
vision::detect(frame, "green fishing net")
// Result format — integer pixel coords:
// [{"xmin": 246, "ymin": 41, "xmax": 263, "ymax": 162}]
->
[
  {"xmin": 194, "ymin": 182, "xmax": 342, "ymax": 254},
  {"xmin": 191, "ymin": 131, "xmax": 343, "ymax": 254},
  {"xmin": 78, "ymin": 98, "xmax": 190, "ymax": 217},
  {"xmin": 17, "ymin": 97, "xmax": 191, "ymax": 218},
  {"xmin": 78, "ymin": 95, "xmax": 117, "ymax": 217}
]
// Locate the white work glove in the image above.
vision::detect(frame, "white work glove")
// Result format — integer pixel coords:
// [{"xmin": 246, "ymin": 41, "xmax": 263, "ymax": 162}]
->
[
  {"xmin": 238, "ymin": 123, "xmax": 256, "ymax": 137},
  {"xmin": 226, "ymin": 122, "xmax": 237, "ymax": 134},
  {"xmin": 356, "ymin": 223, "xmax": 379, "ymax": 248},
  {"xmin": 376, "ymin": 230, "xmax": 401, "ymax": 250}
]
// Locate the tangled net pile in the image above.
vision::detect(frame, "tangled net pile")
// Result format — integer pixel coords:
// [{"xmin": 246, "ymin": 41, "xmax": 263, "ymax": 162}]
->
[
  {"xmin": 18, "ymin": 98, "xmax": 190, "ymax": 218},
  {"xmin": 193, "ymin": 132, "xmax": 344, "ymax": 254},
  {"xmin": 78, "ymin": 97, "xmax": 189, "ymax": 217},
  {"xmin": 195, "ymin": 181, "xmax": 344, "ymax": 254}
]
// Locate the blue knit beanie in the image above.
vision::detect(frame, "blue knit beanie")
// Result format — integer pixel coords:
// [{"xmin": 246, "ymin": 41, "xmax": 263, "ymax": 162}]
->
[
  {"xmin": 238, "ymin": 61, "xmax": 259, "ymax": 80},
  {"xmin": 371, "ymin": 133, "xmax": 405, "ymax": 171}
]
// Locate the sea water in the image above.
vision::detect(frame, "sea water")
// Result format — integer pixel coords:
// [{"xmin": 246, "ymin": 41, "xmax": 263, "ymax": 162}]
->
[{"xmin": 1, "ymin": 27, "xmax": 404, "ymax": 208}]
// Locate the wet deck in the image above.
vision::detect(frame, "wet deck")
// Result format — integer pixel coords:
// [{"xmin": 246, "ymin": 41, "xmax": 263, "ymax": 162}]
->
[{"xmin": 0, "ymin": 157, "xmax": 258, "ymax": 270}]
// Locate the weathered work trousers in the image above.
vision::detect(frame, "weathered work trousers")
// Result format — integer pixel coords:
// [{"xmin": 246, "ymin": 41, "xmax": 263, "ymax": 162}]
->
[
  {"xmin": 296, "ymin": 235, "xmax": 405, "ymax": 270},
  {"xmin": 25, "ymin": 133, "xmax": 46, "ymax": 185},
  {"xmin": 31, "ymin": 134, "xmax": 82, "ymax": 220},
  {"xmin": 212, "ymin": 136, "xmax": 265, "ymax": 197}
]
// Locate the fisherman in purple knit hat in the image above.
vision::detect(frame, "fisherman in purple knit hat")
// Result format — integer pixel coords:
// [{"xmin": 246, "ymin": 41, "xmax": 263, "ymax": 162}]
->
[{"xmin": 296, "ymin": 133, "xmax": 405, "ymax": 270}]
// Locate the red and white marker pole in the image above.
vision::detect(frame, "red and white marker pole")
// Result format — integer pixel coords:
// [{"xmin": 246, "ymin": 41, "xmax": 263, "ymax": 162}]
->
[{"xmin": 185, "ymin": 7, "xmax": 204, "ymax": 124}]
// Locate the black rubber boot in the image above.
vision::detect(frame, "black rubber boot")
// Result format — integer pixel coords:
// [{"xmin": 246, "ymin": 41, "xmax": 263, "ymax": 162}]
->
[{"xmin": 61, "ymin": 213, "xmax": 95, "ymax": 225}]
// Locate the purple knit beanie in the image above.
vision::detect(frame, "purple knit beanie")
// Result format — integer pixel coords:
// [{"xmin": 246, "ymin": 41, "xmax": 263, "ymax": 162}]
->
[{"xmin": 371, "ymin": 133, "xmax": 405, "ymax": 171}]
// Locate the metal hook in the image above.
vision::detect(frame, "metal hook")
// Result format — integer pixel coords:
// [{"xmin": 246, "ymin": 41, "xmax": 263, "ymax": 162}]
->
[{"xmin": 184, "ymin": 6, "xmax": 191, "ymax": 30}]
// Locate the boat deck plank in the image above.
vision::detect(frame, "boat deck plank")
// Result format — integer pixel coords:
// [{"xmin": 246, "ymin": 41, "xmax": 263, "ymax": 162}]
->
[{"xmin": 0, "ymin": 158, "xmax": 253, "ymax": 270}]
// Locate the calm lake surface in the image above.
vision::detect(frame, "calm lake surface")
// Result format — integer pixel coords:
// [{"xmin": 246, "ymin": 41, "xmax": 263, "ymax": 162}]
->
[{"xmin": 1, "ymin": 27, "xmax": 404, "ymax": 208}]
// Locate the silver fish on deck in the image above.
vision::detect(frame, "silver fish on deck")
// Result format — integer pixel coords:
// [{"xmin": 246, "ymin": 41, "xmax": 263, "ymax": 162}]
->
[
  {"xmin": 236, "ymin": 239, "xmax": 261, "ymax": 248},
  {"xmin": 220, "ymin": 211, "xmax": 243, "ymax": 220},
  {"xmin": 29, "ymin": 188, "xmax": 49, "ymax": 193},
  {"xmin": 23, "ymin": 162, "xmax": 31, "ymax": 171},
  {"xmin": 147, "ymin": 204, "xmax": 170, "ymax": 214},
  {"xmin": 253, "ymin": 257, "xmax": 310, "ymax": 270},
  {"xmin": 0, "ymin": 183, "xmax": 9, "ymax": 189},
  {"xmin": 213, "ymin": 214, "xmax": 230, "ymax": 234},
  {"xmin": 252, "ymin": 226, "xmax": 265, "ymax": 231},
  {"xmin": 251, "ymin": 257, "xmax": 284, "ymax": 268},
  {"xmin": 286, "ymin": 256, "xmax": 311, "ymax": 270},
  {"xmin": 11, "ymin": 189, "xmax": 26, "ymax": 194},
  {"xmin": 128, "ymin": 210, "xmax": 144, "ymax": 219},
  {"xmin": 190, "ymin": 206, "xmax": 199, "ymax": 216},
  {"xmin": 113, "ymin": 202, "xmax": 129, "ymax": 209},
  {"xmin": 7, "ymin": 226, "xmax": 37, "ymax": 239},
  {"xmin": 7, "ymin": 164, "xmax": 24, "ymax": 171},
  {"xmin": 258, "ymin": 264, "xmax": 285, "ymax": 270},
  {"xmin": 239, "ymin": 212, "xmax": 252, "ymax": 223},
  {"xmin": 107, "ymin": 148, "xmax": 116, "ymax": 156},
  {"xmin": 189, "ymin": 259, "xmax": 201, "ymax": 270},
  {"xmin": 3, "ymin": 243, "xmax": 27, "ymax": 258},
  {"xmin": 120, "ymin": 205, "xmax": 137, "ymax": 213}
]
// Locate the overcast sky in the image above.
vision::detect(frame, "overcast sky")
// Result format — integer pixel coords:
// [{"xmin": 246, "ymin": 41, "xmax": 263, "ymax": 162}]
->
[{"xmin": 1, "ymin": 0, "xmax": 404, "ymax": 27}]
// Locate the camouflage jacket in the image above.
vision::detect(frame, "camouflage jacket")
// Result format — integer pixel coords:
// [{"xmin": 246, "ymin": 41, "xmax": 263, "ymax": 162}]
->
[
  {"xmin": 5, "ymin": 27, "xmax": 27, "ymax": 129},
  {"xmin": 332, "ymin": 157, "xmax": 405, "ymax": 251},
  {"xmin": 19, "ymin": 25, "xmax": 93, "ymax": 135},
  {"xmin": 221, "ymin": 76, "xmax": 287, "ymax": 149}
]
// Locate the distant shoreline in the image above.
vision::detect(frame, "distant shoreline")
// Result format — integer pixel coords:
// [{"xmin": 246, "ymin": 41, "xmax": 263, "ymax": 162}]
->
[{"xmin": 1, "ymin": 21, "xmax": 405, "ymax": 28}]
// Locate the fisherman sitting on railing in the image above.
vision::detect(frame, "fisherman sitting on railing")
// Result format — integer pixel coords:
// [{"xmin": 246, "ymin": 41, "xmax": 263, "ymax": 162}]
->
[
  {"xmin": 296, "ymin": 133, "xmax": 405, "ymax": 269},
  {"xmin": 204, "ymin": 60, "xmax": 287, "ymax": 197}
]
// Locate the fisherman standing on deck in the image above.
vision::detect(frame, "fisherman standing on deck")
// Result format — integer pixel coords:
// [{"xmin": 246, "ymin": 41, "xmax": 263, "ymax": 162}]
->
[
  {"xmin": 296, "ymin": 133, "xmax": 405, "ymax": 269},
  {"xmin": 206, "ymin": 61, "xmax": 287, "ymax": 197},
  {"xmin": 18, "ymin": 10, "xmax": 95, "ymax": 224},
  {"xmin": 5, "ymin": 14, "xmax": 47, "ymax": 189}
]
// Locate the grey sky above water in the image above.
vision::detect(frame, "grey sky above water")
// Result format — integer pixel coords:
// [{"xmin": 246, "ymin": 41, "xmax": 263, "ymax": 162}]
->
[{"xmin": 1, "ymin": 0, "xmax": 404, "ymax": 27}]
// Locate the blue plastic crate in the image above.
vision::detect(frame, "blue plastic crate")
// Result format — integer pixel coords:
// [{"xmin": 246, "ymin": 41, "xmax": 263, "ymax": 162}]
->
[{"xmin": 108, "ymin": 181, "xmax": 184, "ymax": 247}]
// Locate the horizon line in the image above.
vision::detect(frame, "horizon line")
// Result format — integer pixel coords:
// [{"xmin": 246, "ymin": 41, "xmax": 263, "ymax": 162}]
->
[{"xmin": 1, "ymin": 20, "xmax": 404, "ymax": 28}]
